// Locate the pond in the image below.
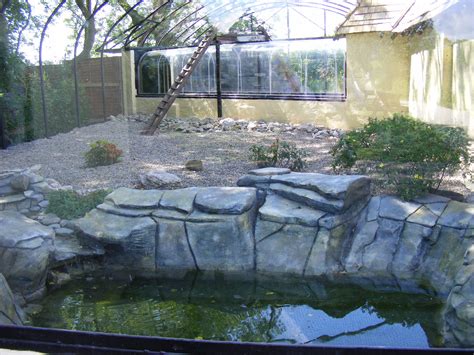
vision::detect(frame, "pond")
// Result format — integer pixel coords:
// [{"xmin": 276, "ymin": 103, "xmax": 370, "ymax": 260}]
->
[{"xmin": 30, "ymin": 271, "xmax": 444, "ymax": 348}]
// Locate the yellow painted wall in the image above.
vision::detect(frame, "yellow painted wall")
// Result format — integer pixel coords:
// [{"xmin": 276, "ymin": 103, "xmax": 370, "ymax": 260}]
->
[
  {"xmin": 125, "ymin": 32, "xmax": 411, "ymax": 130},
  {"xmin": 408, "ymin": 28, "xmax": 474, "ymax": 137}
]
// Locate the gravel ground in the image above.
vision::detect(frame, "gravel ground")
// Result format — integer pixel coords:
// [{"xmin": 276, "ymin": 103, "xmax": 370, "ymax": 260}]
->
[
  {"xmin": 0, "ymin": 118, "xmax": 337, "ymax": 191},
  {"xmin": 0, "ymin": 117, "xmax": 471, "ymax": 199}
]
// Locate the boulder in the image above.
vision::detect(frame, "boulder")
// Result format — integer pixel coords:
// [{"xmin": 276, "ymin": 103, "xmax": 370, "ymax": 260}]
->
[
  {"xmin": 0, "ymin": 211, "xmax": 54, "ymax": 300},
  {"xmin": 248, "ymin": 167, "xmax": 291, "ymax": 176},
  {"xmin": 160, "ymin": 188, "xmax": 198, "ymax": 214},
  {"xmin": 257, "ymin": 223, "xmax": 317, "ymax": 275},
  {"xmin": 105, "ymin": 187, "xmax": 163, "ymax": 209},
  {"xmin": 74, "ymin": 209, "xmax": 156, "ymax": 270},
  {"xmin": 140, "ymin": 171, "xmax": 182, "ymax": 188},
  {"xmin": 185, "ymin": 211, "xmax": 255, "ymax": 271},
  {"xmin": 10, "ymin": 174, "xmax": 30, "ymax": 191},
  {"xmin": 258, "ymin": 194, "xmax": 325, "ymax": 227},
  {"xmin": 0, "ymin": 274, "xmax": 24, "ymax": 325},
  {"xmin": 194, "ymin": 187, "xmax": 256, "ymax": 215}
]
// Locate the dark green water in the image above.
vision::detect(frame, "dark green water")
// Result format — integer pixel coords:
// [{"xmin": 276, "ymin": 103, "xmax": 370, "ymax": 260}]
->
[{"xmin": 30, "ymin": 272, "xmax": 444, "ymax": 348}]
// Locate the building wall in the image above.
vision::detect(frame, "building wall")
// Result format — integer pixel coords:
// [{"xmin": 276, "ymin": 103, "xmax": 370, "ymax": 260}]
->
[
  {"xmin": 126, "ymin": 32, "xmax": 411, "ymax": 130},
  {"xmin": 408, "ymin": 27, "xmax": 474, "ymax": 136}
]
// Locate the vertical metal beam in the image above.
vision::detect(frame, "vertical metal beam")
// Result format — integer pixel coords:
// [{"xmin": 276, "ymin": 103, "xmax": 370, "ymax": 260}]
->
[
  {"xmin": 39, "ymin": 0, "xmax": 66, "ymax": 138},
  {"xmin": 215, "ymin": 40, "xmax": 222, "ymax": 118}
]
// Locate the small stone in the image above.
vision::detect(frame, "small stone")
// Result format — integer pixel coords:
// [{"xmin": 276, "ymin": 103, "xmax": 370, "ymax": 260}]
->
[
  {"xmin": 48, "ymin": 271, "xmax": 71, "ymax": 287},
  {"xmin": 41, "ymin": 213, "xmax": 61, "ymax": 226},
  {"xmin": 55, "ymin": 227, "xmax": 74, "ymax": 236},
  {"xmin": 50, "ymin": 224, "xmax": 61, "ymax": 230},
  {"xmin": 30, "ymin": 206, "xmax": 41, "ymax": 212},
  {"xmin": 185, "ymin": 160, "xmax": 203, "ymax": 172},
  {"xmin": 31, "ymin": 193, "xmax": 44, "ymax": 202},
  {"xmin": 38, "ymin": 200, "xmax": 49, "ymax": 208},
  {"xmin": 219, "ymin": 118, "xmax": 236, "ymax": 130},
  {"xmin": 23, "ymin": 190, "xmax": 35, "ymax": 198}
]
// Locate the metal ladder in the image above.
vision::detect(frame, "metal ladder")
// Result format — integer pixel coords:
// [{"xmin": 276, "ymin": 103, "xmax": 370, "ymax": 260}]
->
[{"xmin": 143, "ymin": 31, "xmax": 215, "ymax": 135}]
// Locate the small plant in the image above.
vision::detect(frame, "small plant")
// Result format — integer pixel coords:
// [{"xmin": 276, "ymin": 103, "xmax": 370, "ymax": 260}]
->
[
  {"xmin": 331, "ymin": 114, "xmax": 469, "ymax": 200},
  {"xmin": 85, "ymin": 140, "xmax": 123, "ymax": 167},
  {"xmin": 249, "ymin": 138, "xmax": 308, "ymax": 171},
  {"xmin": 46, "ymin": 189, "xmax": 110, "ymax": 220}
]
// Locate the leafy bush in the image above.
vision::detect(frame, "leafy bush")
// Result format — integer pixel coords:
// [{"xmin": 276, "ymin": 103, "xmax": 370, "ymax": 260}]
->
[
  {"xmin": 85, "ymin": 140, "xmax": 123, "ymax": 167},
  {"xmin": 46, "ymin": 189, "xmax": 110, "ymax": 220},
  {"xmin": 249, "ymin": 138, "xmax": 308, "ymax": 171},
  {"xmin": 331, "ymin": 114, "xmax": 469, "ymax": 200}
]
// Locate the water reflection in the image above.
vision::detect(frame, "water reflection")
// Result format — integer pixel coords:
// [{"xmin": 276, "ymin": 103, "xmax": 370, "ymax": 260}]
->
[{"xmin": 31, "ymin": 271, "xmax": 444, "ymax": 348}]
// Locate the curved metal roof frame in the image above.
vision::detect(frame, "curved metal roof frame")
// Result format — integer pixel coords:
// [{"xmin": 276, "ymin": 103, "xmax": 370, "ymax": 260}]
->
[{"xmin": 102, "ymin": 0, "xmax": 358, "ymax": 50}]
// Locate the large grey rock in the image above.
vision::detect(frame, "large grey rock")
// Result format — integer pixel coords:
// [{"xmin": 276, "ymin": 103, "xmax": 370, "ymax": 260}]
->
[
  {"xmin": 0, "ymin": 274, "xmax": 23, "ymax": 325},
  {"xmin": 444, "ymin": 267, "xmax": 474, "ymax": 347},
  {"xmin": 305, "ymin": 228, "xmax": 331, "ymax": 276},
  {"xmin": 194, "ymin": 187, "xmax": 256, "ymax": 215},
  {"xmin": 53, "ymin": 233, "xmax": 104, "ymax": 265},
  {"xmin": 406, "ymin": 206, "xmax": 438, "ymax": 227},
  {"xmin": 257, "ymin": 223, "xmax": 316, "ymax": 275},
  {"xmin": 186, "ymin": 210, "xmax": 255, "ymax": 271},
  {"xmin": 254, "ymin": 219, "xmax": 284, "ymax": 243},
  {"xmin": 379, "ymin": 196, "xmax": 421, "ymax": 221},
  {"xmin": 105, "ymin": 187, "xmax": 163, "ymax": 209},
  {"xmin": 10, "ymin": 174, "xmax": 30, "ymax": 191},
  {"xmin": 366, "ymin": 196, "xmax": 381, "ymax": 222},
  {"xmin": 391, "ymin": 222, "xmax": 431, "ymax": 278},
  {"xmin": 74, "ymin": 209, "xmax": 156, "ymax": 270},
  {"xmin": 0, "ymin": 211, "xmax": 54, "ymax": 299},
  {"xmin": 140, "ymin": 170, "xmax": 181, "ymax": 188},
  {"xmin": 160, "ymin": 188, "xmax": 198, "ymax": 214},
  {"xmin": 248, "ymin": 167, "xmax": 291, "ymax": 176},
  {"xmin": 258, "ymin": 194, "xmax": 326, "ymax": 227},
  {"xmin": 420, "ymin": 226, "xmax": 468, "ymax": 294},
  {"xmin": 269, "ymin": 183, "xmax": 344, "ymax": 213},
  {"xmin": 413, "ymin": 194, "xmax": 450, "ymax": 204},
  {"xmin": 0, "ymin": 194, "xmax": 26, "ymax": 205},
  {"xmin": 270, "ymin": 173, "xmax": 370, "ymax": 201},
  {"xmin": 361, "ymin": 219, "xmax": 403, "ymax": 274},
  {"xmin": 97, "ymin": 202, "xmax": 155, "ymax": 217},
  {"xmin": 438, "ymin": 201, "xmax": 474, "ymax": 229},
  {"xmin": 30, "ymin": 178, "xmax": 64, "ymax": 194},
  {"xmin": 318, "ymin": 196, "xmax": 369, "ymax": 230},
  {"xmin": 154, "ymin": 219, "xmax": 196, "ymax": 269},
  {"xmin": 236, "ymin": 174, "xmax": 272, "ymax": 188},
  {"xmin": 344, "ymin": 219, "xmax": 378, "ymax": 273}
]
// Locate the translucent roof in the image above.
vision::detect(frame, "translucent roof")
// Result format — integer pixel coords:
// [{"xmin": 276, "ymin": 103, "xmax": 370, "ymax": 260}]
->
[{"xmin": 100, "ymin": 0, "xmax": 460, "ymax": 50}]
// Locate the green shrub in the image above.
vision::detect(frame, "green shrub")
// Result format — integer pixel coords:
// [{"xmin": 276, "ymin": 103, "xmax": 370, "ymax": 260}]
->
[
  {"xmin": 249, "ymin": 138, "xmax": 308, "ymax": 171},
  {"xmin": 331, "ymin": 114, "xmax": 469, "ymax": 200},
  {"xmin": 46, "ymin": 189, "xmax": 110, "ymax": 220},
  {"xmin": 85, "ymin": 140, "xmax": 123, "ymax": 167}
]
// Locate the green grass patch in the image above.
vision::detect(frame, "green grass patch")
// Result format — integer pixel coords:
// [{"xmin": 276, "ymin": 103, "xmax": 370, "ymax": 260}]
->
[{"xmin": 46, "ymin": 189, "xmax": 110, "ymax": 220}]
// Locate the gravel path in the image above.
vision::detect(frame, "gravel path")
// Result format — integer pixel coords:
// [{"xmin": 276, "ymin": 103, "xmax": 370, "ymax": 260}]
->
[{"xmin": 0, "ymin": 118, "xmax": 337, "ymax": 191}]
